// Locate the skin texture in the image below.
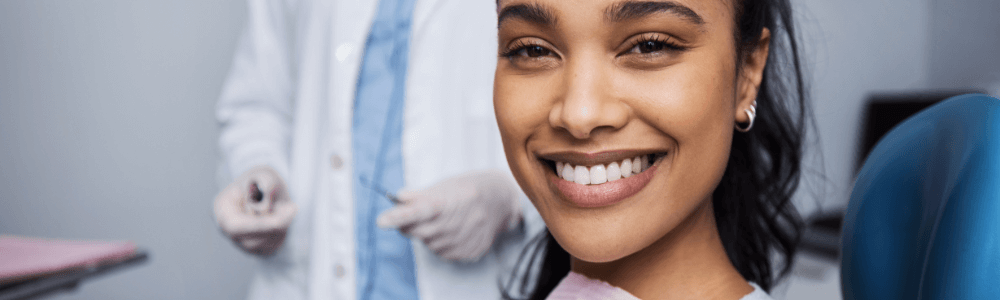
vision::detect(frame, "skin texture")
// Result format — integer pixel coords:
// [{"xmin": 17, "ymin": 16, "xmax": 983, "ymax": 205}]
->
[{"xmin": 493, "ymin": 0, "xmax": 770, "ymax": 299}]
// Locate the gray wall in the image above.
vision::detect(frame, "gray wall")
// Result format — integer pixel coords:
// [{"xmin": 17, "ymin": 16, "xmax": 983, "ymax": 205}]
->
[
  {"xmin": 791, "ymin": 0, "xmax": 932, "ymax": 216},
  {"xmin": 776, "ymin": 0, "xmax": 932, "ymax": 298},
  {"xmin": 781, "ymin": 1, "xmax": 1000, "ymax": 299},
  {"xmin": 795, "ymin": 0, "xmax": 1000, "ymax": 217},
  {"xmin": 1, "ymin": 0, "xmax": 997, "ymax": 300},
  {"xmin": 928, "ymin": 0, "xmax": 1000, "ymax": 90},
  {"xmin": 0, "ymin": 1, "xmax": 256, "ymax": 299}
]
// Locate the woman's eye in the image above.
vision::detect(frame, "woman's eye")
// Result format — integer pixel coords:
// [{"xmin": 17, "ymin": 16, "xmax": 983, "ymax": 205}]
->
[
  {"xmin": 617, "ymin": 35, "xmax": 687, "ymax": 69},
  {"xmin": 500, "ymin": 41, "xmax": 560, "ymax": 70},
  {"xmin": 519, "ymin": 45, "xmax": 552, "ymax": 58},
  {"xmin": 634, "ymin": 40, "xmax": 667, "ymax": 54}
]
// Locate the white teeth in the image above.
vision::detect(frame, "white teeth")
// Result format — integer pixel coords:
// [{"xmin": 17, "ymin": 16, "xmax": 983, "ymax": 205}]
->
[
  {"xmin": 574, "ymin": 166, "xmax": 590, "ymax": 185},
  {"xmin": 555, "ymin": 154, "xmax": 656, "ymax": 186},
  {"xmin": 607, "ymin": 162, "xmax": 621, "ymax": 182},
  {"xmin": 621, "ymin": 158, "xmax": 632, "ymax": 178},
  {"xmin": 590, "ymin": 164, "xmax": 607, "ymax": 184},
  {"xmin": 562, "ymin": 163, "xmax": 575, "ymax": 182}
]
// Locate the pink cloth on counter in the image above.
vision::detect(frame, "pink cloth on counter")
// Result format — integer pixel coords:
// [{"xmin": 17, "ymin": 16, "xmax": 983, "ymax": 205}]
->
[{"xmin": 0, "ymin": 236, "xmax": 136, "ymax": 283}]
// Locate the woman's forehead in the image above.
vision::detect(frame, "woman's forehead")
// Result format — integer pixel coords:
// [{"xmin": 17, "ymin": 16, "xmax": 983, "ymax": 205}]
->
[
  {"xmin": 496, "ymin": 0, "xmax": 734, "ymax": 12},
  {"xmin": 497, "ymin": 0, "xmax": 735, "ymax": 27}
]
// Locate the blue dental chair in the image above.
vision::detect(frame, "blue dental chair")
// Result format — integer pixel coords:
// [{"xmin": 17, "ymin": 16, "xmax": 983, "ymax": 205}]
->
[{"xmin": 841, "ymin": 94, "xmax": 1000, "ymax": 299}]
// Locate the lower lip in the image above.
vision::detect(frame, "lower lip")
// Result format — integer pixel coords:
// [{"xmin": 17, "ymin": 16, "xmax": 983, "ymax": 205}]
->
[{"xmin": 549, "ymin": 164, "xmax": 658, "ymax": 208}]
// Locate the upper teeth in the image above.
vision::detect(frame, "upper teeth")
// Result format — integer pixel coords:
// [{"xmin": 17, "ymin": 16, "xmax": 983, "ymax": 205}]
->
[{"xmin": 556, "ymin": 155, "xmax": 651, "ymax": 185}]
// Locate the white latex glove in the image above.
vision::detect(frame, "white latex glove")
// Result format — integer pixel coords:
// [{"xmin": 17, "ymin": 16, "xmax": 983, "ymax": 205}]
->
[
  {"xmin": 214, "ymin": 165, "xmax": 297, "ymax": 256},
  {"xmin": 376, "ymin": 170, "xmax": 522, "ymax": 262}
]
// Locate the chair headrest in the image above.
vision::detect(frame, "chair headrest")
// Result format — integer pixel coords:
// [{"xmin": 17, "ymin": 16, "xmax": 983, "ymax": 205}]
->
[{"xmin": 841, "ymin": 94, "xmax": 1000, "ymax": 299}]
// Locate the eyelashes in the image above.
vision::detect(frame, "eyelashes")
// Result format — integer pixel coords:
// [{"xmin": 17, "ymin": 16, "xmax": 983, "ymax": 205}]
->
[
  {"xmin": 499, "ymin": 39, "xmax": 560, "ymax": 70},
  {"xmin": 500, "ymin": 40, "xmax": 555, "ymax": 59},
  {"xmin": 623, "ymin": 33, "xmax": 688, "ymax": 55},
  {"xmin": 499, "ymin": 33, "xmax": 690, "ymax": 71},
  {"xmin": 499, "ymin": 33, "xmax": 688, "ymax": 60}
]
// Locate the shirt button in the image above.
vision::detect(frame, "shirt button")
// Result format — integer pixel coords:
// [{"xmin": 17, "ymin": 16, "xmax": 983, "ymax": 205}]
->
[
  {"xmin": 335, "ymin": 43, "xmax": 353, "ymax": 62},
  {"xmin": 330, "ymin": 154, "xmax": 344, "ymax": 170},
  {"xmin": 334, "ymin": 264, "xmax": 346, "ymax": 279}
]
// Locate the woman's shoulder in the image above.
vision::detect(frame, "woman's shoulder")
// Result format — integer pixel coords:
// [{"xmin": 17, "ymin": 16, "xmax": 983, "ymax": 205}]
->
[{"xmin": 740, "ymin": 282, "xmax": 775, "ymax": 300}]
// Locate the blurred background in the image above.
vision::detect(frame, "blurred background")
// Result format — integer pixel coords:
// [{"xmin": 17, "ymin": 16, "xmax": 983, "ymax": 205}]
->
[{"xmin": 0, "ymin": 0, "xmax": 997, "ymax": 299}]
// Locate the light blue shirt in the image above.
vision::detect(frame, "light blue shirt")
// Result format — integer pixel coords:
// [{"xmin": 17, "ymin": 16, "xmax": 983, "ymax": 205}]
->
[{"xmin": 351, "ymin": 0, "xmax": 418, "ymax": 299}]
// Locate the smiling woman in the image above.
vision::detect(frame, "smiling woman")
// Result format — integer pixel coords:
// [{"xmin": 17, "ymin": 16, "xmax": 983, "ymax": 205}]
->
[{"xmin": 494, "ymin": 0, "xmax": 808, "ymax": 299}]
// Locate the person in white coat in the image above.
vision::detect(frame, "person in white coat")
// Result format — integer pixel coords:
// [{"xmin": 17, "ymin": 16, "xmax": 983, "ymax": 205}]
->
[{"xmin": 211, "ymin": 0, "xmax": 542, "ymax": 299}]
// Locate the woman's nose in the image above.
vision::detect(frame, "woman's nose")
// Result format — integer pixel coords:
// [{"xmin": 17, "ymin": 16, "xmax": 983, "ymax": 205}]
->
[{"xmin": 549, "ymin": 58, "xmax": 629, "ymax": 140}]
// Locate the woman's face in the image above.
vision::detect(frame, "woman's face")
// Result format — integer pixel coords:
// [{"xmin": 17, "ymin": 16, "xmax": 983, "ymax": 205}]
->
[{"xmin": 494, "ymin": 0, "xmax": 767, "ymax": 262}]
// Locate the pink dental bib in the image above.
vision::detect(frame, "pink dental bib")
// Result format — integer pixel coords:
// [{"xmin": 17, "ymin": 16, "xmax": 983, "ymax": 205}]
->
[
  {"xmin": 547, "ymin": 271, "xmax": 641, "ymax": 300},
  {"xmin": 546, "ymin": 271, "xmax": 773, "ymax": 300}
]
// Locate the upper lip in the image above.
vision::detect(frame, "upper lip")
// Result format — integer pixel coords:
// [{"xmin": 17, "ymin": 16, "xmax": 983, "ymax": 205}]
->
[{"xmin": 537, "ymin": 149, "xmax": 667, "ymax": 166}]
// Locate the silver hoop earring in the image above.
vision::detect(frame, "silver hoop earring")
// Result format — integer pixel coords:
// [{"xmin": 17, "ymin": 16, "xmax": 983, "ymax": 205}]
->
[{"xmin": 735, "ymin": 101, "xmax": 757, "ymax": 132}]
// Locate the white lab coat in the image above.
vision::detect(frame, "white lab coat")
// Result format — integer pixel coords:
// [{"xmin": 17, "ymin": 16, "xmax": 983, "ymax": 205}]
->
[{"xmin": 216, "ymin": 0, "xmax": 543, "ymax": 299}]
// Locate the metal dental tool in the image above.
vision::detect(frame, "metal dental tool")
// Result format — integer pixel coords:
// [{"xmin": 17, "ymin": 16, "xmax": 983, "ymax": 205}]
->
[
  {"xmin": 359, "ymin": 176, "xmax": 402, "ymax": 204},
  {"xmin": 245, "ymin": 181, "xmax": 274, "ymax": 215}
]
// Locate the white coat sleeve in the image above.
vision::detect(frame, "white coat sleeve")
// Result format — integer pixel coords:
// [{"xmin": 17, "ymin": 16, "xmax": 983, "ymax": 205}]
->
[{"xmin": 217, "ymin": 0, "xmax": 296, "ymax": 182}]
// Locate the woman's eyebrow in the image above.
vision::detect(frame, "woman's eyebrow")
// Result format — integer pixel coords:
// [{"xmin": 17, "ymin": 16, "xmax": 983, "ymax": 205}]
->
[
  {"xmin": 497, "ymin": 3, "xmax": 558, "ymax": 28},
  {"xmin": 604, "ymin": 0, "xmax": 705, "ymax": 26}
]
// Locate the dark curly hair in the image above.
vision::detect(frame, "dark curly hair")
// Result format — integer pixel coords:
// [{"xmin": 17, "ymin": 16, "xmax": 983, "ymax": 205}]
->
[{"xmin": 501, "ymin": 0, "xmax": 809, "ymax": 298}]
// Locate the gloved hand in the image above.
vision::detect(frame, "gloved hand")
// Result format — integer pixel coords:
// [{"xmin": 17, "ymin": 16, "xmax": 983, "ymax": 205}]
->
[
  {"xmin": 376, "ymin": 170, "xmax": 522, "ymax": 262},
  {"xmin": 214, "ymin": 165, "xmax": 297, "ymax": 256}
]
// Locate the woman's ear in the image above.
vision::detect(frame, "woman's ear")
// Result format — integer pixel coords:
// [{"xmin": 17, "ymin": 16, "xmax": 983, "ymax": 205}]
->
[{"xmin": 735, "ymin": 28, "xmax": 770, "ymax": 124}]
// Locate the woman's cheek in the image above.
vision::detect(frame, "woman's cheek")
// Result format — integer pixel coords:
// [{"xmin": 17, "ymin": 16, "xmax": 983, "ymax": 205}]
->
[
  {"xmin": 495, "ymin": 79, "xmax": 539, "ymax": 165},
  {"xmin": 494, "ymin": 80, "xmax": 521, "ymax": 135},
  {"xmin": 635, "ymin": 67, "xmax": 732, "ymax": 139},
  {"xmin": 497, "ymin": 80, "xmax": 548, "ymax": 137}
]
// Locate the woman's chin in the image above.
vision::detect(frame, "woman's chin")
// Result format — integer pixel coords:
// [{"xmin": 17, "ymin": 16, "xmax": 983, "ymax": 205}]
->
[
  {"xmin": 551, "ymin": 227, "xmax": 649, "ymax": 264},
  {"xmin": 570, "ymin": 249, "xmax": 631, "ymax": 264}
]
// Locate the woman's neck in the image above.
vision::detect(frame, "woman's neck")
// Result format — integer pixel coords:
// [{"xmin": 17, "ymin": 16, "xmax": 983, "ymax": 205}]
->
[{"xmin": 570, "ymin": 201, "xmax": 752, "ymax": 300}]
